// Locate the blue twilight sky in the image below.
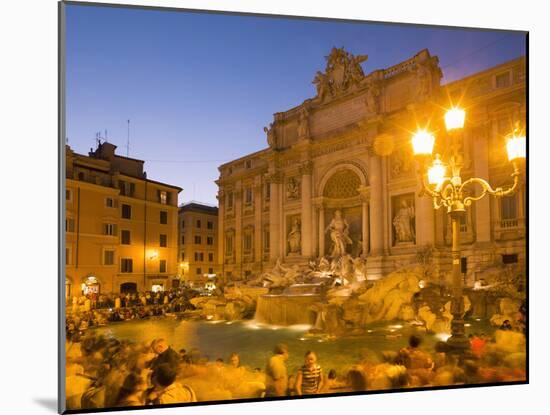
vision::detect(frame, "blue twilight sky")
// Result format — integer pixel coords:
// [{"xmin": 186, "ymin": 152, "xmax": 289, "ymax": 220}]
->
[{"xmin": 65, "ymin": 4, "xmax": 526, "ymax": 205}]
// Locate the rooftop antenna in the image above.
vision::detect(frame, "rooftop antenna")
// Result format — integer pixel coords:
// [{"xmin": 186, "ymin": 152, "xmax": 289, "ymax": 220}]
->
[
  {"xmin": 126, "ymin": 119, "xmax": 130, "ymax": 157},
  {"xmin": 105, "ymin": 129, "xmax": 108, "ymax": 143}
]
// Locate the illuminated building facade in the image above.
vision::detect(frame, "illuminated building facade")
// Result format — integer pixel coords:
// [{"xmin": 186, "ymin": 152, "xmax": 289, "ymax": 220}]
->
[
  {"xmin": 216, "ymin": 49, "xmax": 526, "ymax": 284},
  {"xmin": 65, "ymin": 142, "xmax": 182, "ymax": 295},
  {"xmin": 178, "ymin": 202, "xmax": 219, "ymax": 284}
]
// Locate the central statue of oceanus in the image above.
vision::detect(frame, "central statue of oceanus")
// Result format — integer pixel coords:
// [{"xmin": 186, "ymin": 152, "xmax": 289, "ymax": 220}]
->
[{"xmin": 325, "ymin": 210, "xmax": 353, "ymax": 257}]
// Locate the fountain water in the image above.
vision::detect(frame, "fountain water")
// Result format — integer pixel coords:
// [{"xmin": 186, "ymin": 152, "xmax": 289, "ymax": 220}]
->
[{"xmin": 254, "ymin": 283, "xmax": 323, "ymax": 326}]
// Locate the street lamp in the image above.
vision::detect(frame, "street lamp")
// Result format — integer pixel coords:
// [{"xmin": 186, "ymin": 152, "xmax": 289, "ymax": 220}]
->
[{"xmin": 411, "ymin": 107, "xmax": 525, "ymax": 355}]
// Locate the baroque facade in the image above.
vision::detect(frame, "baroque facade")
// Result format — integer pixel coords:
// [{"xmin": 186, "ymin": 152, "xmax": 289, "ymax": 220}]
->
[
  {"xmin": 216, "ymin": 48, "xmax": 526, "ymax": 284},
  {"xmin": 66, "ymin": 142, "xmax": 182, "ymax": 295}
]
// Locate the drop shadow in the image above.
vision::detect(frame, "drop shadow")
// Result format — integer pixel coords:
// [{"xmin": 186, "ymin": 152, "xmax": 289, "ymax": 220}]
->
[{"xmin": 34, "ymin": 398, "xmax": 58, "ymax": 413}]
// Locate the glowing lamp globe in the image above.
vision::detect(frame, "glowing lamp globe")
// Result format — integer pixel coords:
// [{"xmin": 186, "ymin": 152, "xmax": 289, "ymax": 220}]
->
[
  {"xmin": 444, "ymin": 107, "xmax": 466, "ymax": 131},
  {"xmin": 427, "ymin": 156, "xmax": 446, "ymax": 186},
  {"xmin": 411, "ymin": 130, "xmax": 435, "ymax": 156},
  {"xmin": 506, "ymin": 134, "xmax": 526, "ymax": 162}
]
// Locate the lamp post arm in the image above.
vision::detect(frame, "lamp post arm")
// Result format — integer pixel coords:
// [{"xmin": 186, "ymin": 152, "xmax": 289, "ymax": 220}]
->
[{"xmin": 461, "ymin": 173, "xmax": 520, "ymax": 206}]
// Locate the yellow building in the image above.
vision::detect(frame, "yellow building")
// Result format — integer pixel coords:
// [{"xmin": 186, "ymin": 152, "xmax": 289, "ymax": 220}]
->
[
  {"xmin": 178, "ymin": 202, "xmax": 219, "ymax": 285},
  {"xmin": 65, "ymin": 142, "xmax": 182, "ymax": 295}
]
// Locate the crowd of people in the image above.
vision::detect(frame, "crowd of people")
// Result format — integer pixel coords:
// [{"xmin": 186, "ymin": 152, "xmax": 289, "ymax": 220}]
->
[
  {"xmin": 68, "ymin": 287, "xmax": 202, "ymax": 314},
  {"xmin": 66, "ymin": 326, "xmax": 526, "ymax": 410},
  {"xmin": 66, "ymin": 288, "xmax": 203, "ymax": 335}
]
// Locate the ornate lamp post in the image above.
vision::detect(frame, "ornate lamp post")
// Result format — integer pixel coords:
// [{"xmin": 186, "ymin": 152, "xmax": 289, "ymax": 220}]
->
[{"xmin": 411, "ymin": 107, "xmax": 526, "ymax": 354}]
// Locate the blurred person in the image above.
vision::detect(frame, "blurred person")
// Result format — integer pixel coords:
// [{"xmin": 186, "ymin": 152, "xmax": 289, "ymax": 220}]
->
[
  {"xmin": 149, "ymin": 363, "xmax": 196, "ymax": 404},
  {"xmin": 265, "ymin": 343, "xmax": 289, "ymax": 397},
  {"xmin": 295, "ymin": 351, "xmax": 323, "ymax": 395},
  {"xmin": 116, "ymin": 372, "xmax": 148, "ymax": 407},
  {"xmin": 150, "ymin": 338, "xmax": 180, "ymax": 370}
]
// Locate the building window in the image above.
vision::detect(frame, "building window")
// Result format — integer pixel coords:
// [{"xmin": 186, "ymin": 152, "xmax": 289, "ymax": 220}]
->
[
  {"xmin": 121, "ymin": 230, "xmax": 131, "ymax": 245},
  {"xmin": 196, "ymin": 219, "xmax": 201, "ymax": 228},
  {"xmin": 181, "ymin": 220, "xmax": 185, "ymax": 228},
  {"xmin": 227, "ymin": 192, "xmax": 234, "ymax": 210},
  {"xmin": 196, "ymin": 268, "xmax": 202, "ymax": 276},
  {"xmin": 121, "ymin": 258, "xmax": 133, "ymax": 273},
  {"xmin": 495, "ymin": 72, "xmax": 510, "ymax": 89},
  {"xmin": 66, "ymin": 247, "xmax": 71, "ymax": 265},
  {"xmin": 194, "ymin": 252, "xmax": 204, "ymax": 261},
  {"xmin": 208, "ymin": 267, "xmax": 214, "ymax": 274},
  {"xmin": 500, "ymin": 195, "xmax": 518, "ymax": 227},
  {"xmin": 104, "ymin": 250, "xmax": 115, "ymax": 265},
  {"xmin": 103, "ymin": 223, "xmax": 116, "ymax": 236},
  {"xmin": 502, "ymin": 253, "xmax": 518, "ymax": 264},
  {"xmin": 105, "ymin": 197, "xmax": 115, "ymax": 208},
  {"xmin": 159, "ymin": 260, "xmax": 167, "ymax": 273},
  {"xmin": 207, "ymin": 221, "xmax": 213, "ymax": 230},
  {"xmin": 121, "ymin": 204, "xmax": 132, "ymax": 219},
  {"xmin": 245, "ymin": 186, "xmax": 253, "ymax": 205},
  {"xmin": 244, "ymin": 233, "xmax": 252, "ymax": 252},
  {"xmin": 208, "ymin": 252, "xmax": 214, "ymax": 262},
  {"xmin": 207, "ymin": 236, "xmax": 214, "ymax": 245},
  {"xmin": 65, "ymin": 217, "xmax": 75, "ymax": 233},
  {"xmin": 265, "ymin": 183, "xmax": 271, "ymax": 202},
  {"xmin": 78, "ymin": 172, "xmax": 85, "ymax": 181},
  {"xmin": 181, "ymin": 251, "xmax": 185, "ymax": 261},
  {"xmin": 245, "ymin": 160, "xmax": 252, "ymax": 169},
  {"xmin": 225, "ymin": 234, "xmax": 234, "ymax": 256},
  {"xmin": 195, "ymin": 235, "xmax": 202, "ymax": 244},
  {"xmin": 181, "ymin": 235, "xmax": 185, "ymax": 244},
  {"xmin": 160, "ymin": 211, "xmax": 168, "ymax": 224},
  {"xmin": 160, "ymin": 234, "xmax": 167, "ymax": 247},
  {"xmin": 264, "ymin": 229, "xmax": 270, "ymax": 251},
  {"xmin": 460, "ymin": 257, "xmax": 468, "ymax": 274},
  {"xmin": 119, "ymin": 181, "xmax": 135, "ymax": 197},
  {"xmin": 459, "ymin": 214, "xmax": 468, "ymax": 233},
  {"xmin": 66, "ymin": 189, "xmax": 73, "ymax": 202},
  {"xmin": 159, "ymin": 191, "xmax": 167, "ymax": 205}
]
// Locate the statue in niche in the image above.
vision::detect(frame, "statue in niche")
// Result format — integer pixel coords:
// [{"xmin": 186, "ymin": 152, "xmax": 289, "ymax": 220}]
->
[
  {"xmin": 297, "ymin": 107, "xmax": 310, "ymax": 138},
  {"xmin": 287, "ymin": 219, "xmax": 301, "ymax": 254},
  {"xmin": 393, "ymin": 199, "xmax": 416, "ymax": 243},
  {"xmin": 286, "ymin": 177, "xmax": 300, "ymax": 200},
  {"xmin": 325, "ymin": 209, "xmax": 353, "ymax": 257},
  {"xmin": 263, "ymin": 123, "xmax": 277, "ymax": 148}
]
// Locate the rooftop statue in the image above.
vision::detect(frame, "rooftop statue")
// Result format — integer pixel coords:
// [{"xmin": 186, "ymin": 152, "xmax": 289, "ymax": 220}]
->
[
  {"xmin": 312, "ymin": 47, "xmax": 368, "ymax": 103},
  {"xmin": 263, "ymin": 122, "xmax": 277, "ymax": 148}
]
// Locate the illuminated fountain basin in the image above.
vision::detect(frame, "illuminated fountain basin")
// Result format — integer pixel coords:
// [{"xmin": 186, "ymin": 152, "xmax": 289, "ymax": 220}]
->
[
  {"xmin": 93, "ymin": 318, "xmax": 492, "ymax": 374},
  {"xmin": 254, "ymin": 283, "xmax": 323, "ymax": 326}
]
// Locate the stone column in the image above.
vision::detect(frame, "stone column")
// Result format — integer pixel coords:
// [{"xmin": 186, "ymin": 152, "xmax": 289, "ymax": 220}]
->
[
  {"xmin": 474, "ymin": 125, "xmax": 491, "ymax": 243},
  {"xmin": 369, "ymin": 153, "xmax": 384, "ymax": 256},
  {"xmin": 300, "ymin": 161, "xmax": 313, "ymax": 258},
  {"xmin": 318, "ymin": 201, "xmax": 325, "ymax": 257},
  {"xmin": 217, "ymin": 190, "xmax": 225, "ymax": 280},
  {"xmin": 415, "ymin": 181, "xmax": 435, "ymax": 247},
  {"xmin": 268, "ymin": 172, "xmax": 282, "ymax": 261},
  {"xmin": 254, "ymin": 178, "xmax": 263, "ymax": 266},
  {"xmin": 234, "ymin": 183, "xmax": 243, "ymax": 277},
  {"xmin": 358, "ymin": 186, "xmax": 370, "ymax": 256}
]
